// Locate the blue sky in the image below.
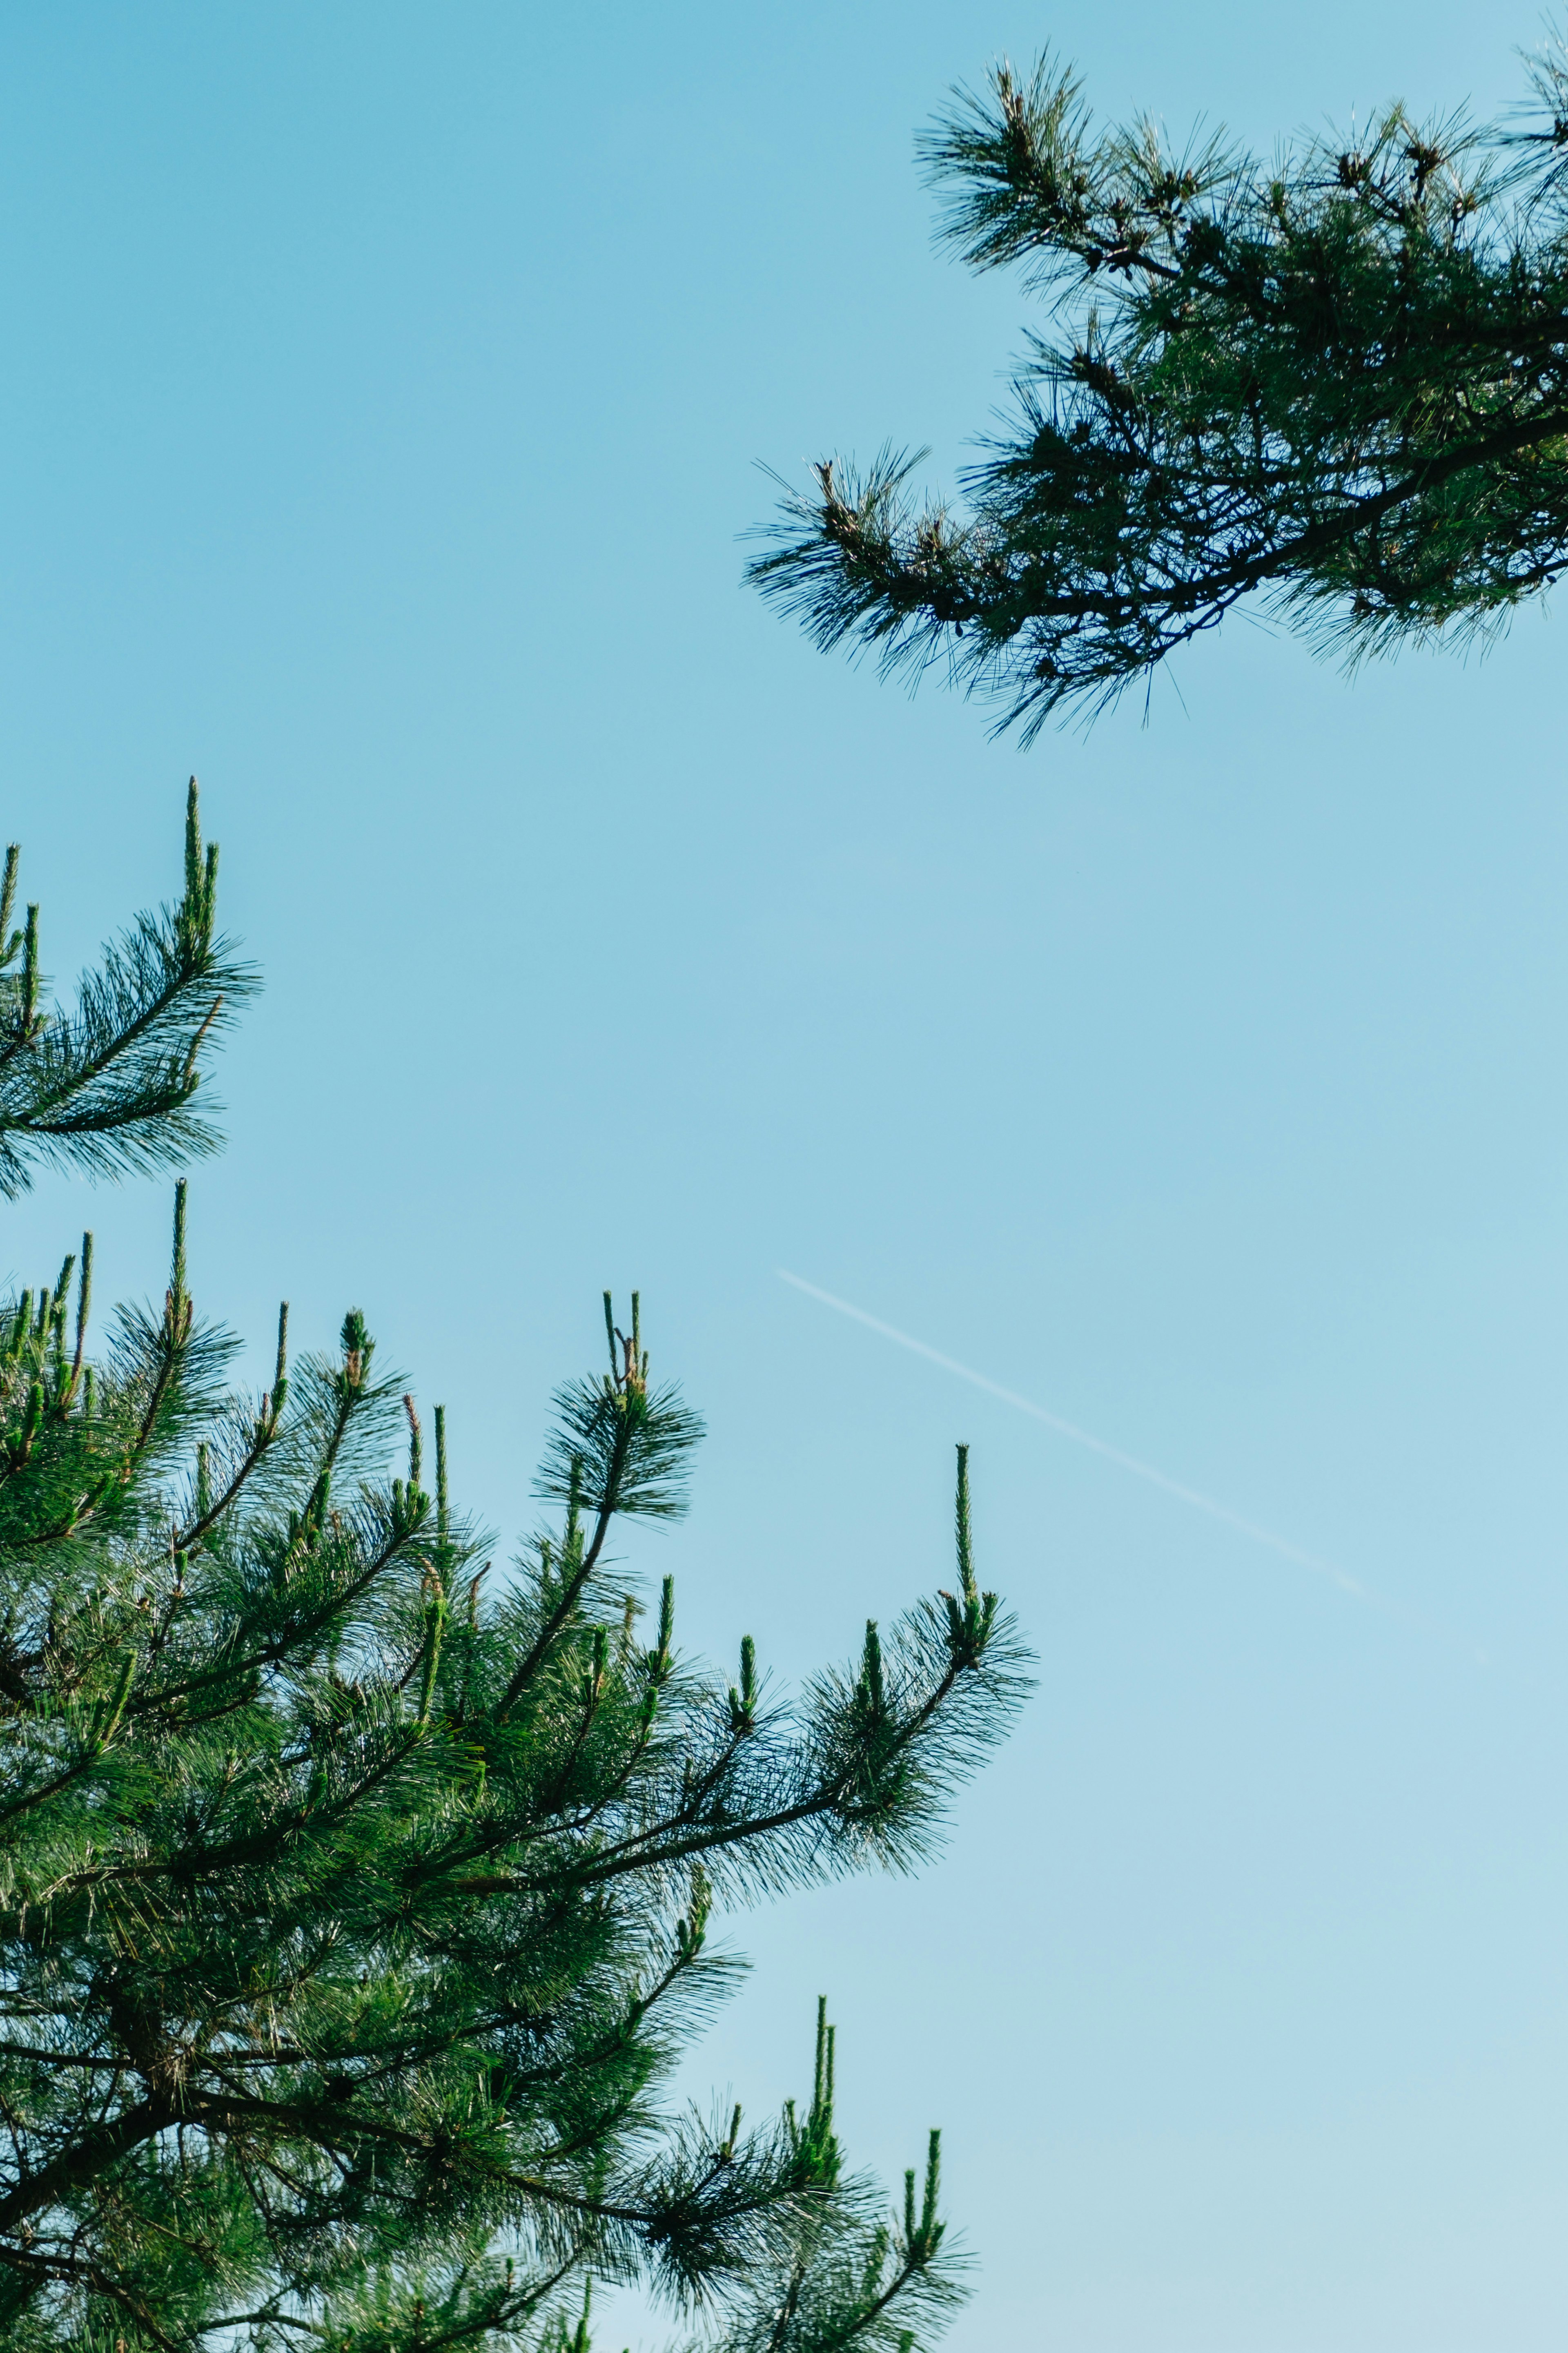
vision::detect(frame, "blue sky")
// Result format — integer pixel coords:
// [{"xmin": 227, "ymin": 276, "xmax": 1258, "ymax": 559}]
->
[{"xmin": 2, "ymin": 3, "xmax": 1566, "ymax": 2345}]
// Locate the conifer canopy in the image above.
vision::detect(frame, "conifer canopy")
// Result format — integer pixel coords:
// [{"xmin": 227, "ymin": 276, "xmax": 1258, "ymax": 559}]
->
[
  {"xmin": 0, "ymin": 803, "xmax": 1027, "ymax": 2353},
  {"xmin": 751, "ymin": 33, "xmax": 1568, "ymax": 733}
]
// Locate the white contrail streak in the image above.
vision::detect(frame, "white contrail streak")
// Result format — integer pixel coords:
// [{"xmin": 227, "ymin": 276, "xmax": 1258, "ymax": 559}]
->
[{"xmin": 776, "ymin": 1269, "xmax": 1368, "ymax": 1601}]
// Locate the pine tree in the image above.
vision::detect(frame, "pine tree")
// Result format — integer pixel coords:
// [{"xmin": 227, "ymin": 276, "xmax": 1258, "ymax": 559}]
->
[
  {"xmin": 751, "ymin": 31, "xmax": 1568, "ymax": 734},
  {"xmin": 0, "ymin": 807, "xmax": 1028, "ymax": 2351}
]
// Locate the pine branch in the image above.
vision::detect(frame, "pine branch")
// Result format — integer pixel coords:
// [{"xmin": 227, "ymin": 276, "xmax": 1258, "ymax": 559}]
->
[
  {"xmin": 0, "ymin": 783, "xmax": 257, "ymax": 1195},
  {"xmin": 752, "ymin": 36, "xmax": 1568, "ymax": 730}
]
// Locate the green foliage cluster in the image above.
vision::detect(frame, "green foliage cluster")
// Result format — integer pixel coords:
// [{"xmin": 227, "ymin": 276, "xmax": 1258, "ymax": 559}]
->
[
  {"xmin": 752, "ymin": 32, "xmax": 1568, "ymax": 731},
  {"xmin": 0, "ymin": 802, "xmax": 1027, "ymax": 2352},
  {"xmin": 0, "ymin": 783, "xmax": 254, "ymax": 1192}
]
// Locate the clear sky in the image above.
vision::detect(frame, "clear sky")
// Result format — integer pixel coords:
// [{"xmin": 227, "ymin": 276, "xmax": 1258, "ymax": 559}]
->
[{"xmin": 2, "ymin": 4, "xmax": 1565, "ymax": 2346}]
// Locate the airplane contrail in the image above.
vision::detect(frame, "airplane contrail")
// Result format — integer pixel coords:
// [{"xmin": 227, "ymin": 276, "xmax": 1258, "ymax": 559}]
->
[{"xmin": 776, "ymin": 1269, "xmax": 1368, "ymax": 1601}]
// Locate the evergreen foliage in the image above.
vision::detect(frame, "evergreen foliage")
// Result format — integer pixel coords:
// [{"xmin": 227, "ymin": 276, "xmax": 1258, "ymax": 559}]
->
[
  {"xmin": 751, "ymin": 31, "xmax": 1568, "ymax": 732},
  {"xmin": 0, "ymin": 814, "xmax": 1027, "ymax": 2351},
  {"xmin": 0, "ymin": 782, "xmax": 254, "ymax": 1193}
]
